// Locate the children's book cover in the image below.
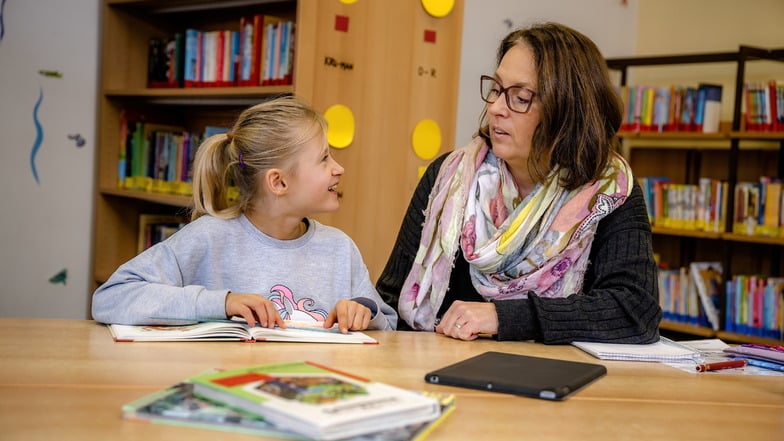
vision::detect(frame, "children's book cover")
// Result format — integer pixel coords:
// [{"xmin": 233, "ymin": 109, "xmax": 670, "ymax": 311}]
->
[
  {"xmin": 189, "ymin": 361, "xmax": 442, "ymax": 440},
  {"xmin": 123, "ymin": 380, "xmax": 455, "ymax": 441}
]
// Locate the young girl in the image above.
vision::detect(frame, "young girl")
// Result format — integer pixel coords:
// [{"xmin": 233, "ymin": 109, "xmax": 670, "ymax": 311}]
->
[{"xmin": 92, "ymin": 96, "xmax": 397, "ymax": 332}]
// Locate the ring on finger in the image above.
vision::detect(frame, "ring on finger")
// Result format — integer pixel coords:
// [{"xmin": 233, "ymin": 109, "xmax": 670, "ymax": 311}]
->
[{"xmin": 454, "ymin": 323, "xmax": 463, "ymax": 329}]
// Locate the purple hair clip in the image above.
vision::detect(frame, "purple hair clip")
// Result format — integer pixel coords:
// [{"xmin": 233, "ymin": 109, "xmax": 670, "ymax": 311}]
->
[{"xmin": 238, "ymin": 151, "xmax": 246, "ymax": 169}]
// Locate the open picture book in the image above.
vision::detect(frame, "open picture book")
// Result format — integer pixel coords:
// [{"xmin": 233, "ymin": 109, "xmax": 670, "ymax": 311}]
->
[
  {"xmin": 107, "ymin": 320, "xmax": 378, "ymax": 344},
  {"xmin": 188, "ymin": 361, "xmax": 443, "ymax": 440}
]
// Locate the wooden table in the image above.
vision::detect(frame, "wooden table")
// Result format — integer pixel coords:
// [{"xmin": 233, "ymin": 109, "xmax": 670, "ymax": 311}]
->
[{"xmin": 1, "ymin": 319, "xmax": 782, "ymax": 440}]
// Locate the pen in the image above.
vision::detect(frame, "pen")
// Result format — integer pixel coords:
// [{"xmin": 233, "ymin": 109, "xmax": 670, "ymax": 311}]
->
[
  {"xmin": 744, "ymin": 358, "xmax": 784, "ymax": 372},
  {"xmin": 695, "ymin": 359, "xmax": 747, "ymax": 372}
]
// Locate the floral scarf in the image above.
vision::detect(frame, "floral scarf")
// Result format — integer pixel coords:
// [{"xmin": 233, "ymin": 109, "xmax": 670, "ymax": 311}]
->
[{"xmin": 398, "ymin": 137, "xmax": 633, "ymax": 330}]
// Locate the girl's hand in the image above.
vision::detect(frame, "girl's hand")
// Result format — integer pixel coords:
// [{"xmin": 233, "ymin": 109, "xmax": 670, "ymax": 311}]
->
[
  {"xmin": 435, "ymin": 300, "xmax": 498, "ymax": 341},
  {"xmin": 225, "ymin": 292, "xmax": 285, "ymax": 328},
  {"xmin": 324, "ymin": 299, "xmax": 371, "ymax": 333}
]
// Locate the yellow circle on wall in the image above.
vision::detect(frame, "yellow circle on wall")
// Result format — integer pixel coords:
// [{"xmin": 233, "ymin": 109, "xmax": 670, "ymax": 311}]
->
[
  {"xmin": 421, "ymin": 0, "xmax": 454, "ymax": 17},
  {"xmin": 339, "ymin": 0, "xmax": 358, "ymax": 4},
  {"xmin": 324, "ymin": 104, "xmax": 355, "ymax": 149},
  {"xmin": 412, "ymin": 119, "xmax": 441, "ymax": 160}
]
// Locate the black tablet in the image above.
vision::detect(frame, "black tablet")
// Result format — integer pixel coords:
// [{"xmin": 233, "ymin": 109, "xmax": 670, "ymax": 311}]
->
[{"xmin": 424, "ymin": 351, "xmax": 606, "ymax": 401}]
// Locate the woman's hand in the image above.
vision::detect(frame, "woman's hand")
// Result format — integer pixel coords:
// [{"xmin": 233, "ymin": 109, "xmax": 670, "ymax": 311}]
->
[
  {"xmin": 324, "ymin": 299, "xmax": 372, "ymax": 333},
  {"xmin": 435, "ymin": 300, "xmax": 499, "ymax": 340},
  {"xmin": 225, "ymin": 292, "xmax": 285, "ymax": 328}
]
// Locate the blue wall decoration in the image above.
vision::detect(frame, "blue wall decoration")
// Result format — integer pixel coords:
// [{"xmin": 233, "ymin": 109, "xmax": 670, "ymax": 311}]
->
[{"xmin": 30, "ymin": 86, "xmax": 44, "ymax": 184}]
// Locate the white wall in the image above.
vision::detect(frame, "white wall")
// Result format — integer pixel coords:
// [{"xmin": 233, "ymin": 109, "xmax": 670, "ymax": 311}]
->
[
  {"xmin": 454, "ymin": 0, "xmax": 639, "ymax": 146},
  {"xmin": 0, "ymin": 0, "xmax": 99, "ymax": 318}
]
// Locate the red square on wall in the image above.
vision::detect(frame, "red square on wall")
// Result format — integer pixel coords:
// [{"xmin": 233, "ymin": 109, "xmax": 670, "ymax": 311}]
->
[
  {"xmin": 335, "ymin": 15, "xmax": 349, "ymax": 32},
  {"xmin": 424, "ymin": 29, "xmax": 436, "ymax": 43}
]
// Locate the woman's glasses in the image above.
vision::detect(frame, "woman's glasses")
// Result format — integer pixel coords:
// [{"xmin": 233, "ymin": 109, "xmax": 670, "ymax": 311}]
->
[{"xmin": 480, "ymin": 75, "xmax": 537, "ymax": 114}]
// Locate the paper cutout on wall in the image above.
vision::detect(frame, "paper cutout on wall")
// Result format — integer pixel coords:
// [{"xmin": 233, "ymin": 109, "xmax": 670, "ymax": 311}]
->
[
  {"xmin": 338, "ymin": 0, "xmax": 358, "ymax": 4},
  {"xmin": 30, "ymin": 87, "xmax": 44, "ymax": 184},
  {"xmin": 38, "ymin": 70, "xmax": 63, "ymax": 78},
  {"xmin": 68, "ymin": 133, "xmax": 86, "ymax": 147},
  {"xmin": 324, "ymin": 104, "xmax": 355, "ymax": 149},
  {"xmin": 0, "ymin": 0, "xmax": 6, "ymax": 42},
  {"xmin": 335, "ymin": 15, "xmax": 349, "ymax": 32},
  {"xmin": 418, "ymin": 165, "xmax": 428, "ymax": 179},
  {"xmin": 421, "ymin": 0, "xmax": 454, "ymax": 18},
  {"xmin": 49, "ymin": 268, "xmax": 67, "ymax": 285},
  {"xmin": 424, "ymin": 29, "xmax": 436, "ymax": 43},
  {"xmin": 412, "ymin": 119, "xmax": 441, "ymax": 160}
]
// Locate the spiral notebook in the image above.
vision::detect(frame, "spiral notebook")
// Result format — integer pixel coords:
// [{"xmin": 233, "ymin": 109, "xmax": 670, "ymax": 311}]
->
[
  {"xmin": 424, "ymin": 351, "xmax": 606, "ymax": 401},
  {"xmin": 571, "ymin": 337, "xmax": 700, "ymax": 362}
]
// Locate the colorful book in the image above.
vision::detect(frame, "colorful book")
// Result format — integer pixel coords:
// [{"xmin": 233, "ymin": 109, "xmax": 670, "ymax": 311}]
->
[
  {"xmin": 698, "ymin": 83, "xmax": 723, "ymax": 133},
  {"xmin": 689, "ymin": 262, "xmax": 722, "ymax": 330},
  {"xmin": 189, "ymin": 361, "xmax": 442, "ymax": 440},
  {"xmin": 724, "ymin": 344, "xmax": 784, "ymax": 365},
  {"xmin": 108, "ymin": 320, "xmax": 378, "ymax": 344},
  {"xmin": 183, "ymin": 28, "xmax": 201, "ymax": 87},
  {"xmin": 123, "ymin": 380, "xmax": 455, "ymax": 441}
]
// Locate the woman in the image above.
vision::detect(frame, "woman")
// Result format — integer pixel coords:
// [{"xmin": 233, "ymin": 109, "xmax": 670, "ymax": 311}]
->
[{"xmin": 377, "ymin": 23, "xmax": 661, "ymax": 343}]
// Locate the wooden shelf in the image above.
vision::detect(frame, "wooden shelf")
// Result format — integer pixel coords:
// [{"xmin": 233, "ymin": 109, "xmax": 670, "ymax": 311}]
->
[
  {"xmin": 618, "ymin": 130, "xmax": 728, "ymax": 140},
  {"xmin": 661, "ymin": 321, "xmax": 783, "ymax": 344},
  {"xmin": 716, "ymin": 331, "xmax": 784, "ymax": 346},
  {"xmin": 651, "ymin": 227, "xmax": 784, "ymax": 245},
  {"xmin": 609, "ymin": 46, "xmax": 784, "ymax": 345},
  {"xmin": 721, "ymin": 232, "xmax": 784, "ymax": 245},
  {"xmin": 730, "ymin": 131, "xmax": 784, "ymax": 140},
  {"xmin": 650, "ymin": 226, "xmax": 722, "ymax": 239},
  {"xmin": 659, "ymin": 320, "xmax": 715, "ymax": 337},
  {"xmin": 619, "ymin": 130, "xmax": 784, "ymax": 141},
  {"xmin": 99, "ymin": 187, "xmax": 192, "ymax": 208},
  {"xmin": 91, "ymin": 0, "xmax": 466, "ymax": 298}
]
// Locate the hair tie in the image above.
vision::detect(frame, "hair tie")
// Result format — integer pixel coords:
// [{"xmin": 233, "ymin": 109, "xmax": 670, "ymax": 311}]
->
[
  {"xmin": 226, "ymin": 132, "xmax": 233, "ymax": 142},
  {"xmin": 238, "ymin": 151, "xmax": 246, "ymax": 169}
]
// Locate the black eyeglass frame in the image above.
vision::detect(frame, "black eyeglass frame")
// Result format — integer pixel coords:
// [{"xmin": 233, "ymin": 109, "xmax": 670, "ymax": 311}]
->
[{"xmin": 479, "ymin": 75, "xmax": 537, "ymax": 114}]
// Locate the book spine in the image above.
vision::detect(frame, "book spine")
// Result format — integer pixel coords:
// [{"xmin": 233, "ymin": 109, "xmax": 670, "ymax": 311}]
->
[{"xmin": 184, "ymin": 29, "xmax": 200, "ymax": 88}]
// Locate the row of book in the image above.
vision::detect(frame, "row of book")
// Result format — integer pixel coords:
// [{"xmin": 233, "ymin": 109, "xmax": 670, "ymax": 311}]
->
[
  {"xmin": 639, "ymin": 175, "xmax": 784, "ymax": 237},
  {"xmin": 118, "ymin": 115, "xmax": 241, "ymax": 201},
  {"xmin": 743, "ymin": 80, "xmax": 784, "ymax": 132},
  {"xmin": 118, "ymin": 115, "xmax": 201, "ymax": 195},
  {"xmin": 658, "ymin": 262, "xmax": 723, "ymax": 330},
  {"xmin": 136, "ymin": 214, "xmax": 187, "ymax": 254},
  {"xmin": 122, "ymin": 361, "xmax": 455, "ymax": 441},
  {"xmin": 725, "ymin": 275, "xmax": 784, "ymax": 340},
  {"xmin": 733, "ymin": 178, "xmax": 784, "ymax": 237},
  {"xmin": 617, "ymin": 83, "xmax": 722, "ymax": 133},
  {"xmin": 148, "ymin": 14, "xmax": 295, "ymax": 89},
  {"xmin": 658, "ymin": 262, "xmax": 784, "ymax": 340}
]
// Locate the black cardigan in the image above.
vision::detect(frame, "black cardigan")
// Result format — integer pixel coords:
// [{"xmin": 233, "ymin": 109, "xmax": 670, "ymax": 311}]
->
[{"xmin": 376, "ymin": 153, "xmax": 662, "ymax": 344}]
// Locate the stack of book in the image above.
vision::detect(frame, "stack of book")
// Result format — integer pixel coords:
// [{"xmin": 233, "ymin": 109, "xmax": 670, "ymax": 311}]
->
[
  {"xmin": 724, "ymin": 344, "xmax": 784, "ymax": 372},
  {"xmin": 123, "ymin": 360, "xmax": 455, "ymax": 441}
]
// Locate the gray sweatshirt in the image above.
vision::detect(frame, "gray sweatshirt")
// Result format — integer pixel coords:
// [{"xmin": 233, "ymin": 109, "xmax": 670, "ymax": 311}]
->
[{"xmin": 92, "ymin": 214, "xmax": 397, "ymax": 330}]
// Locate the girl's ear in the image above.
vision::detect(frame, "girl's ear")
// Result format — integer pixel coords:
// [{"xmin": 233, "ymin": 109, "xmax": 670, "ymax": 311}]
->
[{"xmin": 264, "ymin": 169, "xmax": 288, "ymax": 195}]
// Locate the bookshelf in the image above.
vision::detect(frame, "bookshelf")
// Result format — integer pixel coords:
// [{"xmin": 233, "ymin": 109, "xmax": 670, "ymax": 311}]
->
[
  {"xmin": 606, "ymin": 46, "xmax": 784, "ymax": 344},
  {"xmin": 92, "ymin": 1, "xmax": 463, "ymax": 298}
]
